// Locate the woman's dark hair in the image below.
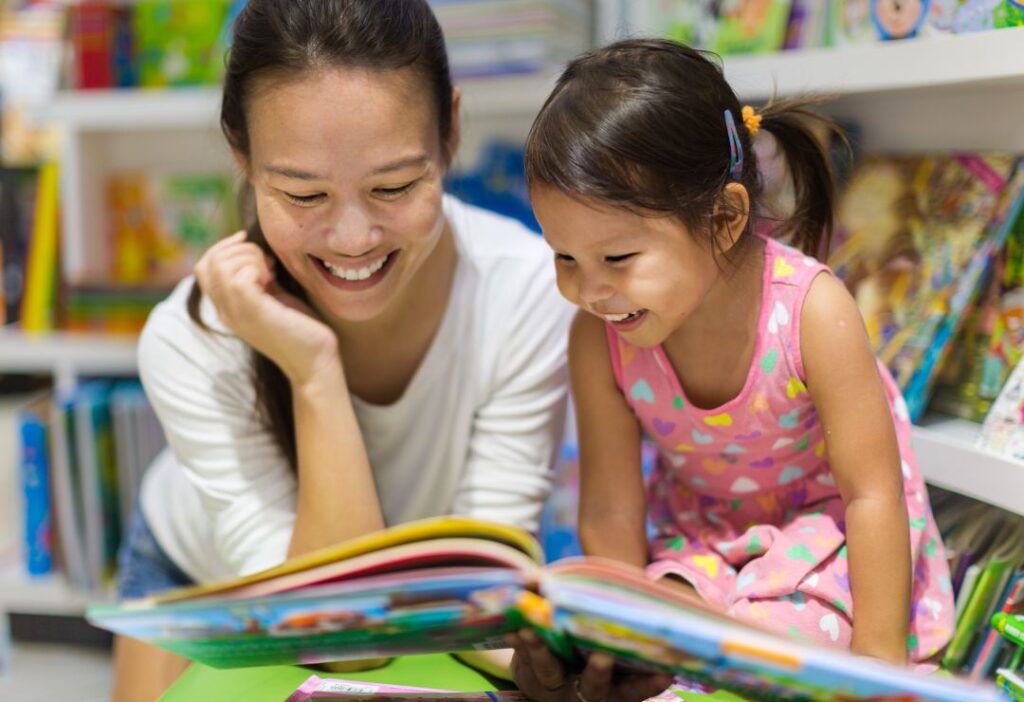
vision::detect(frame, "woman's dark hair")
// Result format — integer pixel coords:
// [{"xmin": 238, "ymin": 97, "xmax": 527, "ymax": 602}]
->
[
  {"xmin": 524, "ymin": 38, "xmax": 845, "ymax": 259},
  {"xmin": 187, "ymin": 0, "xmax": 454, "ymax": 468}
]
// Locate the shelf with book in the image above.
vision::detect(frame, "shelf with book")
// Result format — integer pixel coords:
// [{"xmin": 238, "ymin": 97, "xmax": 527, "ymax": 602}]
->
[
  {"xmin": 39, "ymin": 72, "xmax": 560, "ymax": 132},
  {"xmin": 0, "ymin": 329, "xmax": 137, "ymax": 391},
  {"xmin": 720, "ymin": 27, "xmax": 1024, "ymax": 153},
  {"xmin": 912, "ymin": 414, "xmax": 1024, "ymax": 518},
  {"xmin": 0, "ymin": 563, "xmax": 111, "ymax": 617}
]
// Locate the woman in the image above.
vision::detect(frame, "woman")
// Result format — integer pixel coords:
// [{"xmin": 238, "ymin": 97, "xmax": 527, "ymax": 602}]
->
[{"xmin": 112, "ymin": 1, "xmax": 572, "ymax": 699}]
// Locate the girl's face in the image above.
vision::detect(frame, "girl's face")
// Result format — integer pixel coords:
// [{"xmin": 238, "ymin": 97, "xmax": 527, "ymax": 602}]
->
[
  {"xmin": 532, "ymin": 187, "xmax": 723, "ymax": 348},
  {"xmin": 241, "ymin": 67, "xmax": 455, "ymax": 324}
]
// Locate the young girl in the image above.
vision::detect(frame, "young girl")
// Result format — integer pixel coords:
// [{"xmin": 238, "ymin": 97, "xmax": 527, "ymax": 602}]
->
[
  {"xmin": 114, "ymin": 1, "xmax": 571, "ymax": 699},
  {"xmin": 517, "ymin": 38, "xmax": 954, "ymax": 692}
]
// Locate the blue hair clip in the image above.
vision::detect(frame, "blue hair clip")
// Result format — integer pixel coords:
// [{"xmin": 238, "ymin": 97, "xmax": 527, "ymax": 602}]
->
[{"xmin": 724, "ymin": 109, "xmax": 743, "ymax": 180}]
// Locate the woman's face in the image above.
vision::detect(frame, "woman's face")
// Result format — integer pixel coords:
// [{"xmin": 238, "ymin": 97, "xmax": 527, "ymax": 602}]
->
[{"xmin": 241, "ymin": 66, "xmax": 455, "ymax": 324}]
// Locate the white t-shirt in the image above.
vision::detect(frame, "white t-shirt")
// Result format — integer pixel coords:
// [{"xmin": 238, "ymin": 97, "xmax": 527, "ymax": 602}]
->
[{"xmin": 138, "ymin": 196, "xmax": 572, "ymax": 583}]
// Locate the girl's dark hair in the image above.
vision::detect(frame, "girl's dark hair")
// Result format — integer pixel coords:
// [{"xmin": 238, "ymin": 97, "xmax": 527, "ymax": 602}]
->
[
  {"xmin": 524, "ymin": 38, "xmax": 845, "ymax": 259},
  {"xmin": 187, "ymin": 0, "xmax": 453, "ymax": 468}
]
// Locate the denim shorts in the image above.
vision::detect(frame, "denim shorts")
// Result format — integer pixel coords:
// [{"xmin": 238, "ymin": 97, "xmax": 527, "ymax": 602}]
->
[{"xmin": 116, "ymin": 506, "xmax": 195, "ymax": 600}]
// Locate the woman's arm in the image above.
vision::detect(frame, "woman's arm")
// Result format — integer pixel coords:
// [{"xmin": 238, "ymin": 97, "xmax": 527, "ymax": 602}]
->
[
  {"xmin": 570, "ymin": 312, "xmax": 648, "ymax": 568},
  {"xmin": 801, "ymin": 273, "xmax": 911, "ymax": 665},
  {"xmin": 288, "ymin": 366, "xmax": 383, "ymax": 557}
]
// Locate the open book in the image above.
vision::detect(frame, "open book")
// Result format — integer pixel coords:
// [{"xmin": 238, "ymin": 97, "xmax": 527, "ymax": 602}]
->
[{"xmin": 87, "ymin": 517, "xmax": 1004, "ymax": 702}]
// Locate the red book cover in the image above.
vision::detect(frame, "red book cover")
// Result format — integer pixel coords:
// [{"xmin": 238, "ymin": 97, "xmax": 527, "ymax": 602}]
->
[{"xmin": 71, "ymin": 2, "xmax": 115, "ymax": 89}]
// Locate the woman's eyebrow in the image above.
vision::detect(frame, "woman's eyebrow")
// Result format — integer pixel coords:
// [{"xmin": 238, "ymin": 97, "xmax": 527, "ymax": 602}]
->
[
  {"xmin": 369, "ymin": 155, "xmax": 429, "ymax": 176},
  {"xmin": 264, "ymin": 165, "xmax": 325, "ymax": 180}
]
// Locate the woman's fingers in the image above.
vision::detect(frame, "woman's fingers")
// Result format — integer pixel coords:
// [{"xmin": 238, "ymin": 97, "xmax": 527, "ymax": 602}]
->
[
  {"xmin": 519, "ymin": 630, "xmax": 569, "ymax": 694},
  {"xmin": 576, "ymin": 652, "xmax": 613, "ymax": 702},
  {"xmin": 610, "ymin": 672, "xmax": 674, "ymax": 702}
]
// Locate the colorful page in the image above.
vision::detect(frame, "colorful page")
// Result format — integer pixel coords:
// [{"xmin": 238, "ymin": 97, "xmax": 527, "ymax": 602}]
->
[
  {"xmin": 538, "ymin": 561, "xmax": 1005, "ymax": 702},
  {"xmin": 286, "ymin": 675, "xmax": 530, "ymax": 701},
  {"xmin": 88, "ymin": 567, "xmax": 531, "ymax": 669},
  {"xmin": 150, "ymin": 517, "xmax": 543, "ymax": 605}
]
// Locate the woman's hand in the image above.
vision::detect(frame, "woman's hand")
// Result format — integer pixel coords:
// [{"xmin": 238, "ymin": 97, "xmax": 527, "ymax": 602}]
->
[
  {"xmin": 509, "ymin": 630, "xmax": 672, "ymax": 702},
  {"xmin": 194, "ymin": 231, "xmax": 340, "ymax": 387}
]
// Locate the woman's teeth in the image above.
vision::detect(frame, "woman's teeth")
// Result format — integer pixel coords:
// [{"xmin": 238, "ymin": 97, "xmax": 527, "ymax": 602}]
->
[
  {"xmin": 322, "ymin": 254, "xmax": 389, "ymax": 281},
  {"xmin": 604, "ymin": 310, "xmax": 642, "ymax": 323}
]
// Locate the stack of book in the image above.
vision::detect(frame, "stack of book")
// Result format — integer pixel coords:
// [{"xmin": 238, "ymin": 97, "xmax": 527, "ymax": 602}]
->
[{"xmin": 430, "ymin": 0, "xmax": 592, "ymax": 79}]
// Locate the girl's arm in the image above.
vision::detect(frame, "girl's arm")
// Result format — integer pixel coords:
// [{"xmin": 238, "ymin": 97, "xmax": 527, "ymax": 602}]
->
[
  {"xmin": 570, "ymin": 311, "xmax": 648, "ymax": 568},
  {"xmin": 801, "ymin": 273, "xmax": 911, "ymax": 665}
]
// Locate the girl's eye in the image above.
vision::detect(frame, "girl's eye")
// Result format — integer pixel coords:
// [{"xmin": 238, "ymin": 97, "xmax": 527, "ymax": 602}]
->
[
  {"xmin": 284, "ymin": 192, "xmax": 325, "ymax": 206},
  {"xmin": 374, "ymin": 181, "xmax": 417, "ymax": 199},
  {"xmin": 605, "ymin": 253, "xmax": 636, "ymax": 263},
  {"xmin": 554, "ymin": 253, "xmax": 575, "ymax": 264}
]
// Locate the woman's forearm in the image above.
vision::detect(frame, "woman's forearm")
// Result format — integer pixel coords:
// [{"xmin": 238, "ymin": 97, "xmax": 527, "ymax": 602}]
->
[
  {"xmin": 287, "ymin": 367, "xmax": 384, "ymax": 557},
  {"xmin": 845, "ymin": 493, "xmax": 911, "ymax": 664}
]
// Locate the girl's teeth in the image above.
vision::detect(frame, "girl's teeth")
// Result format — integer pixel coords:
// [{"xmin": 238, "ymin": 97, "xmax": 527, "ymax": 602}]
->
[
  {"xmin": 324, "ymin": 255, "xmax": 388, "ymax": 281},
  {"xmin": 604, "ymin": 311, "xmax": 639, "ymax": 322}
]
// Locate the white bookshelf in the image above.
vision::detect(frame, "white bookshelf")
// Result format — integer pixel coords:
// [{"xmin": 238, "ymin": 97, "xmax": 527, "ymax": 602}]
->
[
  {"xmin": 721, "ymin": 27, "xmax": 1024, "ymax": 153},
  {"xmin": 912, "ymin": 416, "xmax": 1024, "ymax": 517},
  {"xmin": 0, "ymin": 565, "xmax": 111, "ymax": 617},
  {"xmin": 7, "ymin": 22, "xmax": 1024, "ymax": 615},
  {"xmin": 0, "ymin": 329, "xmax": 137, "ymax": 392}
]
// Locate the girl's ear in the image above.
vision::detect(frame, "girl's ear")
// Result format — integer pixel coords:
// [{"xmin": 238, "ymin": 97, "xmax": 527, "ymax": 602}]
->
[{"xmin": 712, "ymin": 182, "xmax": 750, "ymax": 255}]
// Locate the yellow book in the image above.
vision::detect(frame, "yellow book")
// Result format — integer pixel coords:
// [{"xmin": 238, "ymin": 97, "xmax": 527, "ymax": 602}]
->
[{"xmin": 20, "ymin": 162, "xmax": 59, "ymax": 332}]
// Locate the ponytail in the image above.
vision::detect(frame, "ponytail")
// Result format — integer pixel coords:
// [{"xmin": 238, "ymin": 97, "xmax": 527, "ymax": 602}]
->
[{"xmin": 756, "ymin": 96, "xmax": 848, "ymax": 258}]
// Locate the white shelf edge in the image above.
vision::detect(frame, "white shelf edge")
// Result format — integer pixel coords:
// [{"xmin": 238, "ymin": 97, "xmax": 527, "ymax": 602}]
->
[
  {"xmin": 724, "ymin": 26, "xmax": 1024, "ymax": 101},
  {"xmin": 35, "ymin": 73, "xmax": 558, "ymax": 132},
  {"xmin": 0, "ymin": 563, "xmax": 112, "ymax": 617},
  {"xmin": 0, "ymin": 330, "xmax": 138, "ymax": 387},
  {"xmin": 911, "ymin": 416, "xmax": 1024, "ymax": 517}
]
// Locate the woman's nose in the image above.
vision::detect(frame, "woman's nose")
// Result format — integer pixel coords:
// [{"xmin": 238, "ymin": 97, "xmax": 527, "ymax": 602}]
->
[{"xmin": 325, "ymin": 203, "xmax": 382, "ymax": 255}]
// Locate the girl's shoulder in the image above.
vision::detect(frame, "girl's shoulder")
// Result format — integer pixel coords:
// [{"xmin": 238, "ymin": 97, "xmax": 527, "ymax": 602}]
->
[{"xmin": 757, "ymin": 228, "xmax": 831, "ymax": 284}]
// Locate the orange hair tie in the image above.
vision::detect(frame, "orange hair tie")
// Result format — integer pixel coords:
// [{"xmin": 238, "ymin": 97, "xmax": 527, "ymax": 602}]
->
[{"xmin": 742, "ymin": 105, "xmax": 762, "ymax": 135}]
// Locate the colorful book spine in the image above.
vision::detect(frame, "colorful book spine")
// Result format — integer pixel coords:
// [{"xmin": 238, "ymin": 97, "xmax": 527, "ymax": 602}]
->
[
  {"xmin": 905, "ymin": 159, "xmax": 1024, "ymax": 421},
  {"xmin": 71, "ymin": 1, "xmax": 116, "ymax": 90},
  {"xmin": 20, "ymin": 162, "xmax": 59, "ymax": 333},
  {"xmin": 18, "ymin": 401, "xmax": 52, "ymax": 576},
  {"xmin": 970, "ymin": 573, "xmax": 1024, "ymax": 679},
  {"xmin": 944, "ymin": 558, "xmax": 1013, "ymax": 669}
]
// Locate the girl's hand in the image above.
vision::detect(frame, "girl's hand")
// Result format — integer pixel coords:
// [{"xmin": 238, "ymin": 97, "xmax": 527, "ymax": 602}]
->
[
  {"xmin": 194, "ymin": 231, "xmax": 340, "ymax": 387},
  {"xmin": 509, "ymin": 630, "xmax": 672, "ymax": 702}
]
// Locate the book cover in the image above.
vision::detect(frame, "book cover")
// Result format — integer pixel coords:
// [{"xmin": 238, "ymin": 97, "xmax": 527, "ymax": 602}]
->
[
  {"xmin": 18, "ymin": 396, "xmax": 53, "ymax": 576},
  {"xmin": 88, "ymin": 517, "xmax": 1005, "ymax": 702},
  {"xmin": 20, "ymin": 161, "xmax": 59, "ymax": 332},
  {"xmin": 0, "ymin": 167, "xmax": 39, "ymax": 326},
  {"xmin": 70, "ymin": 1, "xmax": 115, "ymax": 90},
  {"xmin": 73, "ymin": 381, "xmax": 121, "ymax": 588},
  {"xmin": 48, "ymin": 391, "xmax": 92, "ymax": 591}
]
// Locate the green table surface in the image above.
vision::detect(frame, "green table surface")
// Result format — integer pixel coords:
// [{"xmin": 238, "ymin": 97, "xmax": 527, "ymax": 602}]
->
[{"xmin": 160, "ymin": 654, "xmax": 745, "ymax": 701}]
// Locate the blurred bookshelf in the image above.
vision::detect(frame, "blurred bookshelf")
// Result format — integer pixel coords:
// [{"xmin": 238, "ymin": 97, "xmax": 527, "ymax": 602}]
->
[{"xmin": 0, "ymin": 330, "xmax": 137, "ymax": 391}]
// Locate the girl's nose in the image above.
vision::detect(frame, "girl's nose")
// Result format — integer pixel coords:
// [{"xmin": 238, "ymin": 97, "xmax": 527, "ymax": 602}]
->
[{"xmin": 578, "ymin": 275, "xmax": 615, "ymax": 308}]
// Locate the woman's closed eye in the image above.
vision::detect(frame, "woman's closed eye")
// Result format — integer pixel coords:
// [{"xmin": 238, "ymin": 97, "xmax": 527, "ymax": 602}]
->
[
  {"xmin": 283, "ymin": 191, "xmax": 326, "ymax": 206},
  {"xmin": 373, "ymin": 181, "xmax": 417, "ymax": 200}
]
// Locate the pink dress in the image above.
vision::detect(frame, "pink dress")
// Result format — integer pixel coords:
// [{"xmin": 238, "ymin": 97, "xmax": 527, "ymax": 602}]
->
[{"xmin": 605, "ymin": 236, "xmax": 954, "ymax": 661}]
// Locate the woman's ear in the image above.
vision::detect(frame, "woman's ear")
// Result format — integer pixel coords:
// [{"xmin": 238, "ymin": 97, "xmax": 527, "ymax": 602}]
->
[
  {"xmin": 445, "ymin": 86, "xmax": 462, "ymax": 167},
  {"xmin": 713, "ymin": 182, "xmax": 750, "ymax": 255},
  {"xmin": 231, "ymin": 148, "xmax": 250, "ymax": 181}
]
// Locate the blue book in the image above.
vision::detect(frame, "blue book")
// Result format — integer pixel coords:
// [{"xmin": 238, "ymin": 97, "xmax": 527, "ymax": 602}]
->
[{"xmin": 18, "ymin": 397, "xmax": 53, "ymax": 576}]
